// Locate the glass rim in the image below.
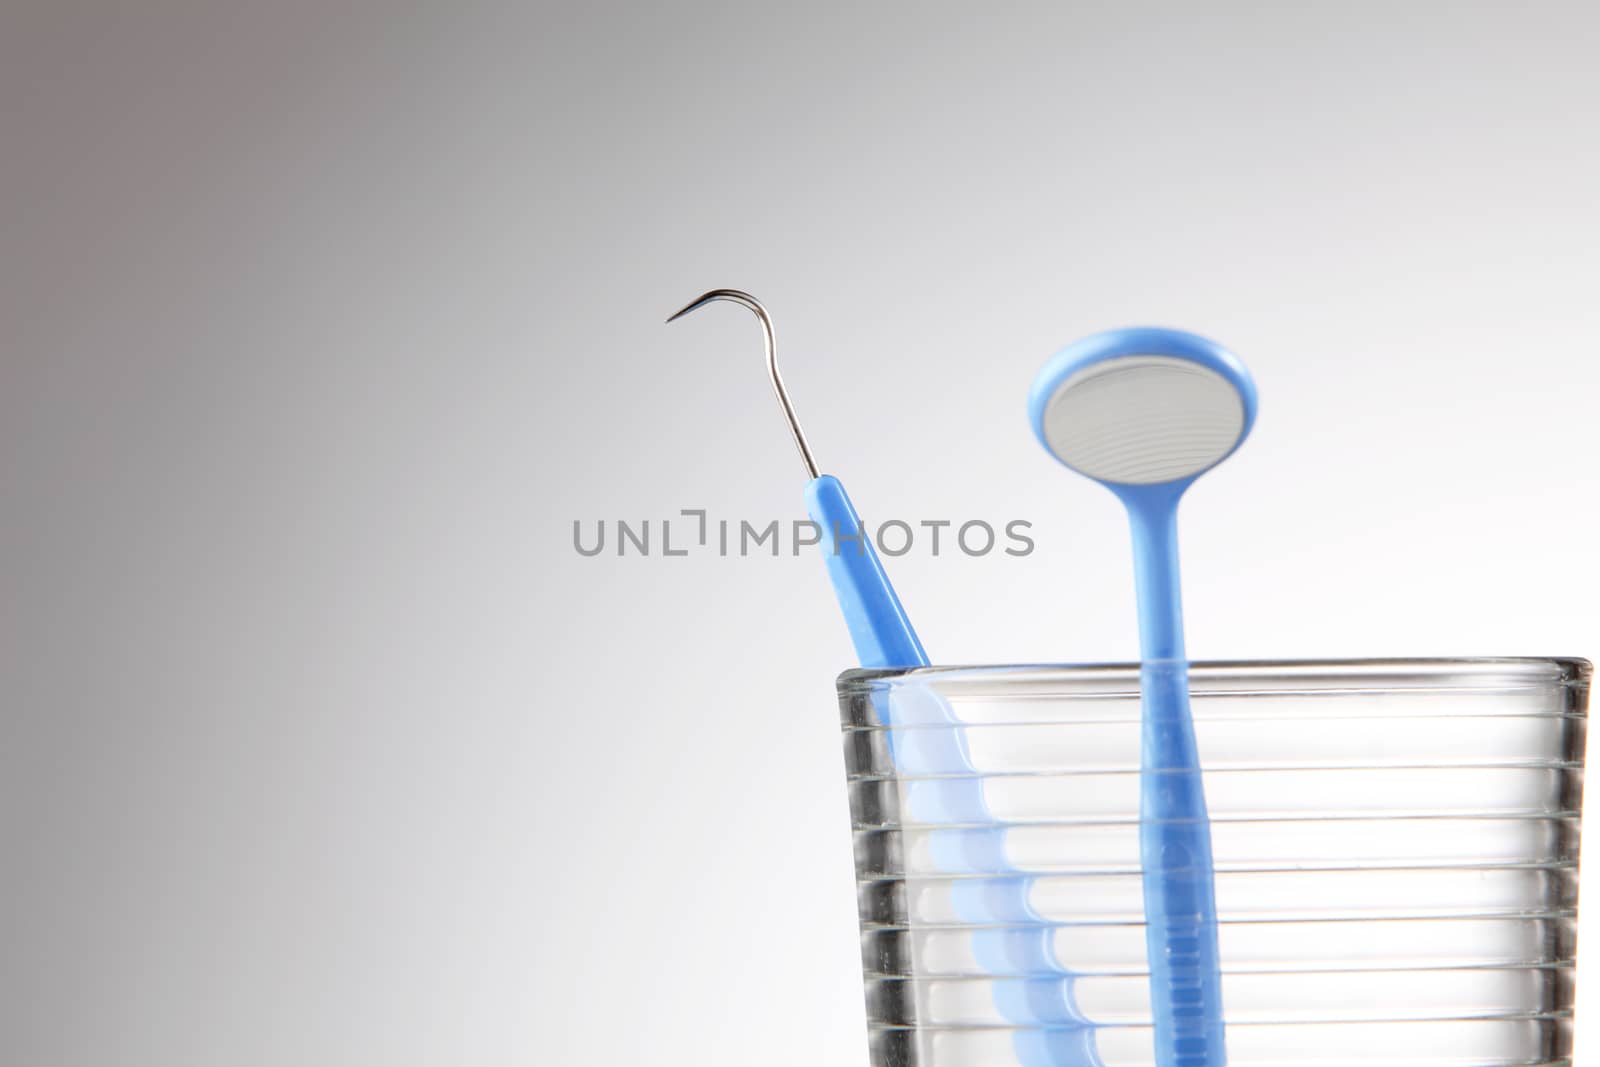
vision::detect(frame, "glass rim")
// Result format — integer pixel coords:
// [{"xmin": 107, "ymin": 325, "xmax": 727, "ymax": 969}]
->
[{"xmin": 838, "ymin": 656, "xmax": 1593, "ymax": 693}]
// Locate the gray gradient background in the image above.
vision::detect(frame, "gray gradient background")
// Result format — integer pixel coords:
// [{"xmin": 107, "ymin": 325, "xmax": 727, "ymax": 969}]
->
[{"xmin": 3, "ymin": 3, "xmax": 1598, "ymax": 1065}]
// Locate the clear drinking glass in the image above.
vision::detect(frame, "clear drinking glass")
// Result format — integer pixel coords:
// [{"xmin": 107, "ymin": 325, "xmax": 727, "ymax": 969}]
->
[{"xmin": 839, "ymin": 659, "xmax": 1589, "ymax": 1067}]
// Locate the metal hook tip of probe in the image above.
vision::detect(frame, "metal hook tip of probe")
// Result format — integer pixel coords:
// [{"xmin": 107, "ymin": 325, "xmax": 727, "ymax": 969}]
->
[
  {"xmin": 666, "ymin": 288, "xmax": 754, "ymax": 323},
  {"xmin": 666, "ymin": 288, "xmax": 820, "ymax": 480}
]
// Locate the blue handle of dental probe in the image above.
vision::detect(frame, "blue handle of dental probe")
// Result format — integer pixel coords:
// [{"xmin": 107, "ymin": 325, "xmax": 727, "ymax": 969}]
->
[{"xmin": 804, "ymin": 474, "xmax": 928, "ymax": 670}]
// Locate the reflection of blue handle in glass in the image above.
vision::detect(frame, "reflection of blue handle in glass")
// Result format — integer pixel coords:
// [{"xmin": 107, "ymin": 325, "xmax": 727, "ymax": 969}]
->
[
  {"xmin": 808, "ymin": 475, "xmax": 1102, "ymax": 1067},
  {"xmin": 895, "ymin": 683, "xmax": 1103, "ymax": 1067}
]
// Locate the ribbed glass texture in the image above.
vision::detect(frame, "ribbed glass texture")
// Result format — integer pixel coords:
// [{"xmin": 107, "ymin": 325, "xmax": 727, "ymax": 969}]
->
[{"xmin": 838, "ymin": 659, "xmax": 1589, "ymax": 1067}]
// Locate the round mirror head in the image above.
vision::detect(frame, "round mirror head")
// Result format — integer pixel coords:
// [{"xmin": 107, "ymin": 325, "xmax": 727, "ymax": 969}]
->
[{"xmin": 1028, "ymin": 328, "xmax": 1257, "ymax": 487}]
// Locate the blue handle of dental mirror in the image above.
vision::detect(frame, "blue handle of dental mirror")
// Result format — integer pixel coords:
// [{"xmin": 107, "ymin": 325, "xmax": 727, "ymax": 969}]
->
[
  {"xmin": 1124, "ymin": 486, "xmax": 1225, "ymax": 1067},
  {"xmin": 804, "ymin": 474, "xmax": 928, "ymax": 670}
]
